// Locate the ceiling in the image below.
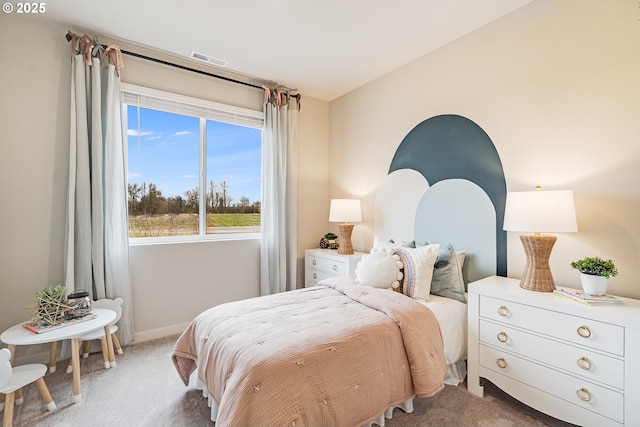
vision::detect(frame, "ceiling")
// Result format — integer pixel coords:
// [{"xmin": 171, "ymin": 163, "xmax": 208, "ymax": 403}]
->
[{"xmin": 42, "ymin": 0, "xmax": 534, "ymax": 101}]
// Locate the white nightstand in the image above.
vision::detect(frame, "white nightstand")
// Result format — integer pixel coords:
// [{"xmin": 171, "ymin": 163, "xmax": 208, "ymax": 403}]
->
[
  {"xmin": 467, "ymin": 276, "xmax": 640, "ymax": 427},
  {"xmin": 304, "ymin": 248, "xmax": 365, "ymax": 287}
]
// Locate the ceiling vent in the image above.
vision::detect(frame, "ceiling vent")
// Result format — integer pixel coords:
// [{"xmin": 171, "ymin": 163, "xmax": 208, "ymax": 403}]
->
[{"xmin": 189, "ymin": 51, "xmax": 227, "ymax": 67}]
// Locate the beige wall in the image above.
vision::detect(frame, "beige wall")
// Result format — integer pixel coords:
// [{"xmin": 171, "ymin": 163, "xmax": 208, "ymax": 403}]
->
[
  {"xmin": 0, "ymin": 16, "xmax": 330, "ymax": 359},
  {"xmin": 329, "ymin": 0, "xmax": 640, "ymax": 298},
  {"xmin": 0, "ymin": 18, "xmax": 70, "ymax": 343}
]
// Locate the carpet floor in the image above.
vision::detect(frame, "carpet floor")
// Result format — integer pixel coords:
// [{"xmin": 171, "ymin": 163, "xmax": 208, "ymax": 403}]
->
[{"xmin": 4, "ymin": 335, "xmax": 577, "ymax": 426}]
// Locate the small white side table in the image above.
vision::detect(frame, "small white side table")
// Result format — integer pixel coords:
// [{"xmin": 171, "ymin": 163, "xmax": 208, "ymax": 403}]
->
[{"xmin": 1, "ymin": 308, "xmax": 116, "ymax": 403}]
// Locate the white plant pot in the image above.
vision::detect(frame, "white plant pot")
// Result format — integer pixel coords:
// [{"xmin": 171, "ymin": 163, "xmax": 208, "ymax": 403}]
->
[{"xmin": 580, "ymin": 273, "xmax": 609, "ymax": 296}]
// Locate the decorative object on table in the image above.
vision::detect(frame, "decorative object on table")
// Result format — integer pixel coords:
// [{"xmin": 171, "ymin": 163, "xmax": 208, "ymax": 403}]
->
[
  {"xmin": 503, "ymin": 186, "xmax": 577, "ymax": 292},
  {"xmin": 570, "ymin": 256, "xmax": 619, "ymax": 296},
  {"xmin": 319, "ymin": 232, "xmax": 338, "ymax": 249},
  {"xmin": 67, "ymin": 289, "xmax": 92, "ymax": 318},
  {"xmin": 329, "ymin": 198, "xmax": 362, "ymax": 255},
  {"xmin": 31, "ymin": 284, "xmax": 73, "ymax": 326},
  {"xmin": 553, "ymin": 287, "xmax": 622, "ymax": 305}
]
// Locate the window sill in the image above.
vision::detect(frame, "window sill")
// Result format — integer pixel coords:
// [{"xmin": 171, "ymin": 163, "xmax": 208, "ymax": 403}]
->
[{"xmin": 129, "ymin": 233, "xmax": 260, "ymax": 246}]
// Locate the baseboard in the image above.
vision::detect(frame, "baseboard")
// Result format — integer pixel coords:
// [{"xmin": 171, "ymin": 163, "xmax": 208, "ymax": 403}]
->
[{"xmin": 132, "ymin": 322, "xmax": 190, "ymax": 344}]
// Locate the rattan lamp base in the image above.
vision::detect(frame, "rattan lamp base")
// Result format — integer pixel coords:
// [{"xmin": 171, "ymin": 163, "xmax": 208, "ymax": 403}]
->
[
  {"xmin": 519, "ymin": 234, "xmax": 557, "ymax": 292},
  {"xmin": 337, "ymin": 223, "xmax": 355, "ymax": 255}
]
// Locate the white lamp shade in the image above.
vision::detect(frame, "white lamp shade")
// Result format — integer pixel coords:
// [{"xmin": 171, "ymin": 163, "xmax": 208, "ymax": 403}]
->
[
  {"xmin": 503, "ymin": 190, "xmax": 577, "ymax": 233},
  {"xmin": 329, "ymin": 199, "xmax": 362, "ymax": 223}
]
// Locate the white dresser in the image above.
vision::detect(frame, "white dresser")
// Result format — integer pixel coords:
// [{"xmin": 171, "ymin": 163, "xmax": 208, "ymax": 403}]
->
[
  {"xmin": 304, "ymin": 248, "xmax": 364, "ymax": 287},
  {"xmin": 468, "ymin": 276, "xmax": 640, "ymax": 427}
]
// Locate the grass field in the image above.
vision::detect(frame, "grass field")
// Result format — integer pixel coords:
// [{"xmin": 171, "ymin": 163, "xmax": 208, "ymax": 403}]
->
[{"xmin": 129, "ymin": 213, "xmax": 260, "ymax": 237}]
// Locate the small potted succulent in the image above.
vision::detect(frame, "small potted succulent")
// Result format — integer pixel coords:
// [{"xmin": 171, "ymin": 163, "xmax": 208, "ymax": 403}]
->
[{"xmin": 570, "ymin": 256, "xmax": 619, "ymax": 296}]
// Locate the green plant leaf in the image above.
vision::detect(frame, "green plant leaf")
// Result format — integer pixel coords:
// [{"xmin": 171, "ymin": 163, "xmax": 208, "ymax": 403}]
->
[{"xmin": 570, "ymin": 257, "xmax": 619, "ymax": 278}]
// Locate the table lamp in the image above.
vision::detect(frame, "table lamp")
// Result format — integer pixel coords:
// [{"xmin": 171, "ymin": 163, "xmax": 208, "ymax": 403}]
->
[
  {"xmin": 329, "ymin": 198, "xmax": 362, "ymax": 255},
  {"xmin": 503, "ymin": 187, "xmax": 577, "ymax": 292}
]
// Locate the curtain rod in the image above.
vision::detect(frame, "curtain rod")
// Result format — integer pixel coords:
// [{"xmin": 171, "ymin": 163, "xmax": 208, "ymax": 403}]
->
[
  {"xmin": 66, "ymin": 31, "xmax": 299, "ymax": 98},
  {"xmin": 120, "ymin": 49, "xmax": 265, "ymax": 91},
  {"xmin": 65, "ymin": 31, "xmax": 266, "ymax": 91}
]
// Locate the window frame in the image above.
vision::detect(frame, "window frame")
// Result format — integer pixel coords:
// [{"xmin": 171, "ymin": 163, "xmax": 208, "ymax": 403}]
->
[{"xmin": 121, "ymin": 83, "xmax": 264, "ymax": 245}]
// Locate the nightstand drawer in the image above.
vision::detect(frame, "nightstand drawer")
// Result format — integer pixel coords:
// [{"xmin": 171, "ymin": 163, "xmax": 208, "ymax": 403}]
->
[
  {"xmin": 306, "ymin": 255, "xmax": 346, "ymax": 275},
  {"xmin": 479, "ymin": 295, "xmax": 624, "ymax": 356},
  {"xmin": 305, "ymin": 269, "xmax": 337, "ymax": 287},
  {"xmin": 479, "ymin": 319, "xmax": 624, "ymax": 389},
  {"xmin": 479, "ymin": 344, "xmax": 623, "ymax": 423}
]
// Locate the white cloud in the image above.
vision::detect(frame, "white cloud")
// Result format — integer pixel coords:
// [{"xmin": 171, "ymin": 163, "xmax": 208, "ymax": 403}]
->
[
  {"xmin": 128, "ymin": 172, "xmax": 142, "ymax": 180},
  {"xmin": 183, "ymin": 174, "xmax": 197, "ymax": 179},
  {"xmin": 127, "ymin": 129, "xmax": 154, "ymax": 137},
  {"xmin": 172, "ymin": 131, "xmax": 191, "ymax": 137}
]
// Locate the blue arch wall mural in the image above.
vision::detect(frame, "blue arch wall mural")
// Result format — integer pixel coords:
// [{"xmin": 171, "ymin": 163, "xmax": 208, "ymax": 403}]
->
[{"xmin": 388, "ymin": 114, "xmax": 507, "ymax": 277}]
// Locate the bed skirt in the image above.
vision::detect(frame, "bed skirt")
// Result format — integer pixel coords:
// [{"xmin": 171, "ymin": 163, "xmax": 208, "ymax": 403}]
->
[
  {"xmin": 192, "ymin": 359, "xmax": 465, "ymax": 427},
  {"xmin": 195, "ymin": 376, "xmax": 414, "ymax": 427},
  {"xmin": 445, "ymin": 359, "xmax": 467, "ymax": 386}
]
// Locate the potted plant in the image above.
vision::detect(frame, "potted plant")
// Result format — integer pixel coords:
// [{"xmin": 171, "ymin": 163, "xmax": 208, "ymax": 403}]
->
[
  {"xmin": 324, "ymin": 232, "xmax": 337, "ymax": 242},
  {"xmin": 570, "ymin": 256, "xmax": 619, "ymax": 296}
]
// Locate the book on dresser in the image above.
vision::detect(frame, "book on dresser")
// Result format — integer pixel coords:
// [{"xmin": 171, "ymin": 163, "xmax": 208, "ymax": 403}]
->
[{"xmin": 553, "ymin": 287, "xmax": 623, "ymax": 305}]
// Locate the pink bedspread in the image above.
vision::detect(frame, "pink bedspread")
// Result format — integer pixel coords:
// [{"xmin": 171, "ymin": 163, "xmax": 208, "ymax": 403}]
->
[{"xmin": 172, "ymin": 279, "xmax": 447, "ymax": 427}]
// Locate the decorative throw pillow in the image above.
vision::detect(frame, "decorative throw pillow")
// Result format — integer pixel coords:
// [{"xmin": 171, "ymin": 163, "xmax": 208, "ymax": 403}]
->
[
  {"xmin": 430, "ymin": 243, "xmax": 467, "ymax": 303},
  {"xmin": 393, "ymin": 244, "xmax": 440, "ymax": 300},
  {"xmin": 456, "ymin": 251, "xmax": 466, "ymax": 271},
  {"xmin": 355, "ymin": 248, "xmax": 404, "ymax": 289}
]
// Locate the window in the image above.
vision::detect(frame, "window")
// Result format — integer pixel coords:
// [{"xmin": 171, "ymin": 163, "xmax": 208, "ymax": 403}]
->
[{"xmin": 122, "ymin": 84, "xmax": 263, "ymax": 241}]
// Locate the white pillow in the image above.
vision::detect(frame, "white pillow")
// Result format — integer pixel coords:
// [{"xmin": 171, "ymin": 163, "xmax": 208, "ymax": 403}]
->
[
  {"xmin": 393, "ymin": 244, "xmax": 440, "ymax": 300},
  {"xmin": 355, "ymin": 247, "xmax": 403, "ymax": 289}
]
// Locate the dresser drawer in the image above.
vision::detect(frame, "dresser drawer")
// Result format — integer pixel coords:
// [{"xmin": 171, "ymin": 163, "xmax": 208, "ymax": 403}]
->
[
  {"xmin": 479, "ymin": 319, "xmax": 624, "ymax": 389},
  {"xmin": 479, "ymin": 344, "xmax": 623, "ymax": 423},
  {"xmin": 479, "ymin": 295, "xmax": 624, "ymax": 356},
  {"xmin": 306, "ymin": 255, "xmax": 346, "ymax": 276}
]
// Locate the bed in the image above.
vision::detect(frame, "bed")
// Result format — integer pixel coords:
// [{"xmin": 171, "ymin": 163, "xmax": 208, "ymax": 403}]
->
[
  {"xmin": 172, "ymin": 114, "xmax": 507, "ymax": 426},
  {"xmin": 173, "ymin": 276, "xmax": 449, "ymax": 427}
]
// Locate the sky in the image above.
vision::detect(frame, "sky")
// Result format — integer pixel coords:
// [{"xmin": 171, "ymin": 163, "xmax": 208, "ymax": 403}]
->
[{"xmin": 127, "ymin": 106, "xmax": 262, "ymax": 204}]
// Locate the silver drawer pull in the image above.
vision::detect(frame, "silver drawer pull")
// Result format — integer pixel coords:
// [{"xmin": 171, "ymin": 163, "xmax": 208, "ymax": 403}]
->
[
  {"xmin": 577, "ymin": 325, "xmax": 592, "ymax": 338},
  {"xmin": 496, "ymin": 357, "xmax": 507, "ymax": 369},
  {"xmin": 332, "ymin": 264, "xmax": 338, "ymax": 271},
  {"xmin": 312, "ymin": 259, "xmax": 317, "ymax": 266},
  {"xmin": 497, "ymin": 305, "xmax": 509, "ymax": 317},
  {"xmin": 577, "ymin": 357, "xmax": 592, "ymax": 371},
  {"xmin": 313, "ymin": 273, "xmax": 317, "ymax": 279},
  {"xmin": 497, "ymin": 332, "xmax": 508, "ymax": 343},
  {"xmin": 576, "ymin": 387, "xmax": 592, "ymax": 402}
]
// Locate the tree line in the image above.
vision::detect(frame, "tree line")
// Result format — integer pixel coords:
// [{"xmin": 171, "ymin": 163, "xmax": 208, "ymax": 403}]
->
[{"xmin": 128, "ymin": 181, "xmax": 260, "ymax": 216}]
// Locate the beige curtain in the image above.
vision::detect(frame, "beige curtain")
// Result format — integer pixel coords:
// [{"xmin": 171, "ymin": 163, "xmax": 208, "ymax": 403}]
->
[
  {"xmin": 64, "ymin": 32, "xmax": 134, "ymax": 344},
  {"xmin": 260, "ymin": 88, "xmax": 301, "ymax": 295}
]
